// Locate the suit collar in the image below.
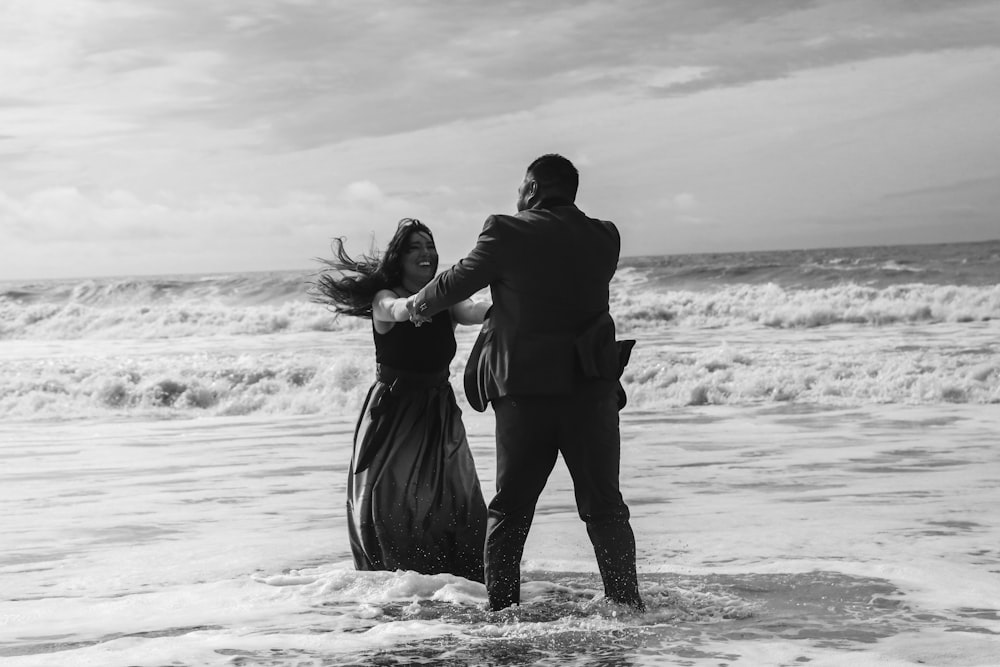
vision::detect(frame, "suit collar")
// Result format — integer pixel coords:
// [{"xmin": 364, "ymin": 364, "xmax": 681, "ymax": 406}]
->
[{"xmin": 530, "ymin": 196, "xmax": 575, "ymax": 211}]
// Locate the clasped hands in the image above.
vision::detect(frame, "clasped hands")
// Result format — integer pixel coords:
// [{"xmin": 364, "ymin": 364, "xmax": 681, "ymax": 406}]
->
[{"xmin": 404, "ymin": 295, "xmax": 431, "ymax": 326}]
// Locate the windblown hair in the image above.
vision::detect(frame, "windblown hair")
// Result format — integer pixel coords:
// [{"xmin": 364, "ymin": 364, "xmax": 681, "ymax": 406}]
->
[
  {"xmin": 311, "ymin": 218, "xmax": 433, "ymax": 319},
  {"xmin": 526, "ymin": 153, "xmax": 579, "ymax": 202}
]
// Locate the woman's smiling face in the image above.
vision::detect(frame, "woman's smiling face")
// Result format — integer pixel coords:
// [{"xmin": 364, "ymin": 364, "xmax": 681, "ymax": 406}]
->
[{"xmin": 400, "ymin": 230, "xmax": 438, "ymax": 287}]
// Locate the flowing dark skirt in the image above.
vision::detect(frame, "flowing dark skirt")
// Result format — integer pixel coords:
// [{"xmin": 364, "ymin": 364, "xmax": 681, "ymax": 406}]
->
[{"xmin": 346, "ymin": 366, "xmax": 487, "ymax": 582}]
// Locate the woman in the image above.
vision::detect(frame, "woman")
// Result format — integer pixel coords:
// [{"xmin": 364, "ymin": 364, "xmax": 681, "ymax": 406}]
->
[{"xmin": 313, "ymin": 218, "xmax": 491, "ymax": 582}]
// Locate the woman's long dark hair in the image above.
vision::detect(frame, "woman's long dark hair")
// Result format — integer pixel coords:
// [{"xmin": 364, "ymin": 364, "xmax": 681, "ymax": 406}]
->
[{"xmin": 310, "ymin": 218, "xmax": 434, "ymax": 319}]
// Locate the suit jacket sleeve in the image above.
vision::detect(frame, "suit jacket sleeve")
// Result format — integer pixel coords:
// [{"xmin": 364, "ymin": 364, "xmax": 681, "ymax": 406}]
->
[{"xmin": 412, "ymin": 216, "xmax": 503, "ymax": 317}]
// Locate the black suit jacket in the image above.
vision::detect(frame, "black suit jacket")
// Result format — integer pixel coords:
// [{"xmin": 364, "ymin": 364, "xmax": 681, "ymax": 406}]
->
[{"xmin": 413, "ymin": 201, "xmax": 630, "ymax": 410}]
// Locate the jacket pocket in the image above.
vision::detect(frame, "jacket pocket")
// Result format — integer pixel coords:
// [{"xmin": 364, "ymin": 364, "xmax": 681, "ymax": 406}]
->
[{"xmin": 574, "ymin": 313, "xmax": 620, "ymax": 380}]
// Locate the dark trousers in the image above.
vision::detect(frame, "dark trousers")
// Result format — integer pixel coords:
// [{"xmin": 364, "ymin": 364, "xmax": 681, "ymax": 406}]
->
[{"xmin": 485, "ymin": 380, "xmax": 643, "ymax": 611}]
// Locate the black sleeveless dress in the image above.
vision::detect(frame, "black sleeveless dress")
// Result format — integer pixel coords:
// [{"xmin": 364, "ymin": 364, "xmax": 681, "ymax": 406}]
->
[{"xmin": 346, "ymin": 309, "xmax": 487, "ymax": 582}]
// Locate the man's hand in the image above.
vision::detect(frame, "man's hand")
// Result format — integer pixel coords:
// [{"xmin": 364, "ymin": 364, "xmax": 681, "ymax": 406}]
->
[{"xmin": 405, "ymin": 295, "xmax": 431, "ymax": 326}]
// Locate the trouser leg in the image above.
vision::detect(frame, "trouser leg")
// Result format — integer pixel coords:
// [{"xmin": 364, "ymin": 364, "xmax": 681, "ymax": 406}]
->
[
  {"xmin": 559, "ymin": 381, "xmax": 644, "ymax": 610},
  {"xmin": 486, "ymin": 396, "xmax": 558, "ymax": 611},
  {"xmin": 483, "ymin": 508, "xmax": 532, "ymax": 610},
  {"xmin": 587, "ymin": 518, "xmax": 643, "ymax": 608}
]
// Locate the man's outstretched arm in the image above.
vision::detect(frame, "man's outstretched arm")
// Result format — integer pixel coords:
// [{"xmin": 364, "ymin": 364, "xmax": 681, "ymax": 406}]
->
[{"xmin": 408, "ymin": 216, "xmax": 503, "ymax": 320}]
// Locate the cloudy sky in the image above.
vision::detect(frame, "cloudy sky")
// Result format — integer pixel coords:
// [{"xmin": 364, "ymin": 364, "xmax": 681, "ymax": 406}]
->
[{"xmin": 2, "ymin": 0, "xmax": 999, "ymax": 280}]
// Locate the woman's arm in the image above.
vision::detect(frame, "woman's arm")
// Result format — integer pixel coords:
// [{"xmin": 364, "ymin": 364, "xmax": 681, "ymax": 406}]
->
[
  {"xmin": 450, "ymin": 299, "xmax": 492, "ymax": 326},
  {"xmin": 372, "ymin": 289, "xmax": 412, "ymax": 324}
]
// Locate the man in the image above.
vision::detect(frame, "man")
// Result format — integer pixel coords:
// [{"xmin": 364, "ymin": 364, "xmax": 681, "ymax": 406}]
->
[{"xmin": 407, "ymin": 154, "xmax": 643, "ymax": 612}]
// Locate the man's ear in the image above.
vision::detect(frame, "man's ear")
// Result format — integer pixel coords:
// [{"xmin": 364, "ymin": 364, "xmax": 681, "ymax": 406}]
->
[{"xmin": 526, "ymin": 179, "xmax": 539, "ymax": 204}]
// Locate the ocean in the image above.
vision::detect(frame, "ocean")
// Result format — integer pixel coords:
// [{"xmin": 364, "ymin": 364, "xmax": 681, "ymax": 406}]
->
[{"xmin": 2, "ymin": 240, "xmax": 999, "ymax": 665}]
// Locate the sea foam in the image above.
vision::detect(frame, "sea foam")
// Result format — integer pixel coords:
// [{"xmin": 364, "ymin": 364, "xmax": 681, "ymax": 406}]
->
[{"xmin": 1, "ymin": 247, "xmax": 998, "ymax": 420}]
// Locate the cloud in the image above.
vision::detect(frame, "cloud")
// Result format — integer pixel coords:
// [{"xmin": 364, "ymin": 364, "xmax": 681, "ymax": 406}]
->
[
  {"xmin": 670, "ymin": 193, "xmax": 704, "ymax": 225},
  {"xmin": 629, "ymin": 1, "xmax": 1000, "ymax": 96},
  {"xmin": 0, "ymin": 187, "xmax": 327, "ymax": 242},
  {"xmin": 881, "ymin": 176, "xmax": 1000, "ymax": 202},
  {"xmin": 0, "ymin": 176, "xmax": 426, "ymax": 247},
  {"xmin": 341, "ymin": 181, "xmax": 385, "ymax": 206},
  {"xmin": 673, "ymin": 193, "xmax": 698, "ymax": 210},
  {"xmin": 0, "ymin": 182, "xmax": 430, "ymax": 277},
  {"xmin": 2, "ymin": 0, "xmax": 1000, "ymax": 277},
  {"xmin": 6, "ymin": 0, "xmax": 1000, "ymax": 159}
]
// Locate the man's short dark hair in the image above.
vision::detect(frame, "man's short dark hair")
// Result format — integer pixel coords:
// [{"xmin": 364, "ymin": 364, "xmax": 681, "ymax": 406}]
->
[{"xmin": 526, "ymin": 154, "xmax": 579, "ymax": 201}]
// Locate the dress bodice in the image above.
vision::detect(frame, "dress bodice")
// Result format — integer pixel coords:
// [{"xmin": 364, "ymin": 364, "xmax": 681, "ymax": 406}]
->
[{"xmin": 374, "ymin": 309, "xmax": 456, "ymax": 373}]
